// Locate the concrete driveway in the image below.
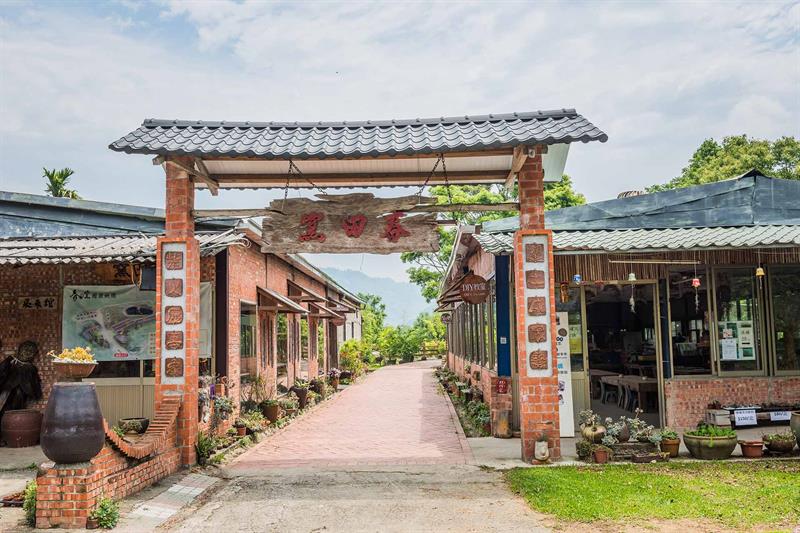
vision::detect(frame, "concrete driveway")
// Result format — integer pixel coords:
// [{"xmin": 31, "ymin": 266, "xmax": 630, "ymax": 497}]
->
[{"xmin": 162, "ymin": 361, "xmax": 548, "ymax": 532}]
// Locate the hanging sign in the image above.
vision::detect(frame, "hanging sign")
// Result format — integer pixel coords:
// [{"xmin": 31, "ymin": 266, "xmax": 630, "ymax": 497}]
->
[
  {"xmin": 261, "ymin": 193, "xmax": 440, "ymax": 254},
  {"xmin": 460, "ymin": 274, "xmax": 489, "ymax": 304}
]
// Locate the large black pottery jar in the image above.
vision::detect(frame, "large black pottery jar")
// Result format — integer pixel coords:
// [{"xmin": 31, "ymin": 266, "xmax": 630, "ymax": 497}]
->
[{"xmin": 41, "ymin": 382, "xmax": 104, "ymax": 464}]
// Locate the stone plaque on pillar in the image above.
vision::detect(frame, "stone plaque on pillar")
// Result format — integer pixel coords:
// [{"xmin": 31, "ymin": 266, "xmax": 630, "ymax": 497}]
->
[
  {"xmin": 161, "ymin": 242, "xmax": 187, "ymax": 385},
  {"xmin": 519, "ymin": 233, "xmax": 554, "ymax": 378}
]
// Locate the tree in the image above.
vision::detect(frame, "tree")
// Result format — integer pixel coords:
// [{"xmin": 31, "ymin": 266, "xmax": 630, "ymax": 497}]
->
[
  {"xmin": 401, "ymin": 175, "xmax": 586, "ymax": 301},
  {"xmin": 43, "ymin": 167, "xmax": 81, "ymax": 199},
  {"xmin": 357, "ymin": 292, "xmax": 386, "ymax": 352},
  {"xmin": 648, "ymin": 136, "xmax": 800, "ymax": 192}
]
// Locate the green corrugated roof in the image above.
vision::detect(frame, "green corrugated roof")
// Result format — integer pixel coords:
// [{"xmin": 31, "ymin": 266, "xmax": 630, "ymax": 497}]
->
[{"xmin": 473, "ymin": 225, "xmax": 800, "ymax": 254}]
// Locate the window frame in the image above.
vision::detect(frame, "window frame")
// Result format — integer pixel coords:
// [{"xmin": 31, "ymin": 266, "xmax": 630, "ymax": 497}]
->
[{"xmin": 766, "ymin": 264, "xmax": 800, "ymax": 376}]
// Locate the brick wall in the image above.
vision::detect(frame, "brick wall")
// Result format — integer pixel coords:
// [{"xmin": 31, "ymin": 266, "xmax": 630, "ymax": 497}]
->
[{"xmin": 664, "ymin": 376, "xmax": 800, "ymax": 429}]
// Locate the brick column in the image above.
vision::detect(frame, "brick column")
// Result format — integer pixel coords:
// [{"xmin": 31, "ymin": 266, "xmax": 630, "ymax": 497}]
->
[
  {"xmin": 514, "ymin": 146, "xmax": 561, "ymax": 461},
  {"xmin": 156, "ymin": 156, "xmax": 199, "ymax": 466}
]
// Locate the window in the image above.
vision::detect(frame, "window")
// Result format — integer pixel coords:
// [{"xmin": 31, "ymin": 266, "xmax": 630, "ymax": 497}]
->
[
  {"xmin": 240, "ymin": 303, "xmax": 257, "ymax": 377},
  {"xmin": 668, "ymin": 270, "xmax": 712, "ymax": 375},
  {"xmin": 770, "ymin": 266, "xmax": 800, "ymax": 374},
  {"xmin": 277, "ymin": 313, "xmax": 288, "ymax": 379},
  {"xmin": 317, "ymin": 321, "xmax": 326, "ymax": 375},
  {"xmin": 715, "ymin": 268, "xmax": 762, "ymax": 373},
  {"xmin": 300, "ymin": 317, "xmax": 310, "ymax": 379}
]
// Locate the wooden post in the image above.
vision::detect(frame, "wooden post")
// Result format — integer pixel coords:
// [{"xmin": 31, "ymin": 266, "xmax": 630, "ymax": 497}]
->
[
  {"xmin": 513, "ymin": 145, "xmax": 561, "ymax": 461},
  {"xmin": 157, "ymin": 156, "xmax": 200, "ymax": 466}
]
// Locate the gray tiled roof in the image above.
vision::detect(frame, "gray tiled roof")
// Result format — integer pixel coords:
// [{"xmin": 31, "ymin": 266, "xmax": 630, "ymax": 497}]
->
[
  {"xmin": 108, "ymin": 110, "xmax": 607, "ymax": 159},
  {"xmin": 0, "ymin": 232, "xmax": 244, "ymax": 265},
  {"xmin": 473, "ymin": 225, "xmax": 800, "ymax": 254}
]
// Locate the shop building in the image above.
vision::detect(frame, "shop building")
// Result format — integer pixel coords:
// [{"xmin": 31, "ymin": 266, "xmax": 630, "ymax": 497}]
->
[
  {"xmin": 0, "ymin": 191, "xmax": 362, "ymax": 428},
  {"xmin": 440, "ymin": 171, "xmax": 800, "ymax": 434}
]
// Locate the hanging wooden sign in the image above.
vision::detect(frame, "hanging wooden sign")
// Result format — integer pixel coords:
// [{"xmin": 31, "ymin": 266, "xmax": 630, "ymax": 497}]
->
[
  {"xmin": 460, "ymin": 274, "xmax": 489, "ymax": 304},
  {"xmin": 261, "ymin": 193, "xmax": 440, "ymax": 254}
]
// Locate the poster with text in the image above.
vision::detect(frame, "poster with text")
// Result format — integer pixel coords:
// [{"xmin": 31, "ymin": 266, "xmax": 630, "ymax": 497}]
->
[{"xmin": 556, "ymin": 312, "xmax": 575, "ymax": 436}]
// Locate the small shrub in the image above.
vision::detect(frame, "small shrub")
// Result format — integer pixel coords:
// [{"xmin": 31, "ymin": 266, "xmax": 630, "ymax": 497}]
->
[
  {"xmin": 195, "ymin": 432, "xmax": 218, "ymax": 465},
  {"xmin": 685, "ymin": 423, "xmax": 736, "ymax": 438},
  {"xmin": 23, "ymin": 480, "xmax": 36, "ymax": 526},
  {"xmin": 91, "ymin": 497, "xmax": 120, "ymax": 529}
]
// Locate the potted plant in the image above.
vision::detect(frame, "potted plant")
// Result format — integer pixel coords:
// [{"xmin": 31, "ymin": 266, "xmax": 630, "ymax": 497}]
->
[
  {"xmin": 790, "ymin": 411, "xmax": 800, "ymax": 443},
  {"xmin": 738, "ymin": 439, "xmax": 764, "ymax": 458},
  {"xmin": 683, "ymin": 424, "xmax": 737, "ymax": 460},
  {"xmin": 328, "ymin": 368, "xmax": 341, "ymax": 390},
  {"xmin": 763, "ymin": 431, "xmax": 797, "ymax": 454},
  {"xmin": 575, "ymin": 439, "xmax": 593, "ymax": 461},
  {"xmin": 279, "ymin": 397, "xmax": 298, "ymax": 418},
  {"xmin": 579, "ymin": 409, "xmax": 606, "ymax": 443},
  {"xmin": 195, "ymin": 431, "xmax": 217, "ymax": 466},
  {"xmin": 118, "ymin": 417, "xmax": 149, "ymax": 435},
  {"xmin": 49, "ymin": 346, "xmax": 97, "ymax": 381},
  {"xmin": 213, "ymin": 396, "xmax": 234, "ymax": 421},
  {"xmin": 260, "ymin": 399, "xmax": 280, "ymax": 423},
  {"xmin": 659, "ymin": 428, "xmax": 681, "ymax": 458},
  {"xmin": 291, "ymin": 379, "xmax": 310, "ymax": 409},
  {"xmin": 593, "ymin": 444, "xmax": 612, "ymax": 464},
  {"xmin": 233, "ymin": 418, "xmax": 247, "ymax": 436}
]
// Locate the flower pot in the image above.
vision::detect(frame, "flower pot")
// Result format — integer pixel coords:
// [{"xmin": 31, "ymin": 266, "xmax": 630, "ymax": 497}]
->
[
  {"xmin": 283, "ymin": 408, "xmax": 297, "ymax": 418},
  {"xmin": 236, "ymin": 426, "xmax": 247, "ymax": 437},
  {"xmin": 617, "ymin": 423, "xmax": 630, "ymax": 443},
  {"xmin": 764, "ymin": 437, "xmax": 795, "ymax": 454},
  {"xmin": 660, "ymin": 438, "xmax": 681, "ymax": 458},
  {"xmin": 294, "ymin": 388, "xmax": 309, "ymax": 409},
  {"xmin": 329, "ymin": 377, "xmax": 340, "ymax": 390},
  {"xmin": 632, "ymin": 453, "xmax": 661, "ymax": 463},
  {"xmin": 790, "ymin": 411, "xmax": 800, "ymax": 443},
  {"xmin": 41, "ymin": 382, "xmax": 104, "ymax": 464},
  {"xmin": 53, "ymin": 361, "xmax": 96, "ymax": 381},
  {"xmin": 118, "ymin": 417, "xmax": 149, "ymax": 435},
  {"xmin": 593, "ymin": 448, "xmax": 610, "ymax": 464},
  {"xmin": 340, "ymin": 371, "xmax": 352, "ymax": 380},
  {"xmin": 216, "ymin": 383, "xmax": 226, "ymax": 397},
  {"xmin": 86, "ymin": 517, "xmax": 99, "ymax": 530},
  {"xmin": 261, "ymin": 404, "xmax": 280, "ymax": 424},
  {"xmin": 1, "ymin": 409, "xmax": 42, "ymax": 448},
  {"xmin": 739, "ymin": 440, "xmax": 764, "ymax": 458},
  {"xmin": 683, "ymin": 434, "xmax": 737, "ymax": 460},
  {"xmin": 582, "ymin": 425, "xmax": 607, "ymax": 444},
  {"xmin": 482, "ymin": 421, "xmax": 491, "ymax": 435}
]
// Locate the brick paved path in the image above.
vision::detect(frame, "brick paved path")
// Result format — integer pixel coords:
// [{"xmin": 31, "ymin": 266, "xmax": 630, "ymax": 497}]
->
[{"xmin": 229, "ymin": 360, "xmax": 471, "ymax": 470}]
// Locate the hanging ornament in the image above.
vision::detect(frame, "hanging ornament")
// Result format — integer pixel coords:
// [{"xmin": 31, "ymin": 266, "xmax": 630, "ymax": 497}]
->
[
  {"xmin": 572, "ymin": 274, "xmax": 582, "ymax": 284},
  {"xmin": 629, "ymin": 289, "xmax": 636, "ymax": 313},
  {"xmin": 559, "ymin": 282, "xmax": 570, "ymax": 303},
  {"xmin": 755, "ymin": 266, "xmax": 765, "ymax": 278},
  {"xmin": 691, "ymin": 277, "xmax": 701, "ymax": 288},
  {"xmin": 628, "ymin": 272, "xmax": 637, "ymax": 282}
]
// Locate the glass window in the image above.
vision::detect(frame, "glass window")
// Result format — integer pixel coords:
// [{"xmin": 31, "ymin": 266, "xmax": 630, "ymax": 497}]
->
[
  {"xmin": 555, "ymin": 286, "xmax": 584, "ymax": 372},
  {"xmin": 317, "ymin": 320, "xmax": 326, "ymax": 375},
  {"xmin": 89, "ymin": 360, "xmax": 139, "ymax": 378},
  {"xmin": 277, "ymin": 313, "xmax": 288, "ymax": 377},
  {"xmin": 715, "ymin": 268, "xmax": 761, "ymax": 373},
  {"xmin": 770, "ymin": 266, "xmax": 800, "ymax": 373},
  {"xmin": 668, "ymin": 270, "xmax": 712, "ymax": 375},
  {"xmin": 240, "ymin": 304, "xmax": 257, "ymax": 377},
  {"xmin": 300, "ymin": 318, "xmax": 310, "ymax": 379}
]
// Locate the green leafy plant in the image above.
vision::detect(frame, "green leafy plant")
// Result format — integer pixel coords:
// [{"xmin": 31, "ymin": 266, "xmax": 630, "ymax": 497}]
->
[
  {"xmin": 575, "ymin": 439, "xmax": 594, "ymax": 460},
  {"xmin": 195, "ymin": 431, "xmax": 218, "ymax": 465},
  {"xmin": 292, "ymin": 378, "xmax": 310, "ymax": 391},
  {"xmin": 111, "ymin": 425, "xmax": 125, "ymax": 438},
  {"xmin": 213, "ymin": 396, "xmax": 234, "ymax": 420},
  {"xmin": 762, "ymin": 431, "xmax": 796, "ymax": 443},
  {"xmin": 23, "ymin": 480, "xmax": 36, "ymax": 526},
  {"xmin": 279, "ymin": 398, "xmax": 298, "ymax": 410},
  {"xmin": 685, "ymin": 423, "xmax": 737, "ymax": 438},
  {"xmin": 238, "ymin": 410, "xmax": 265, "ymax": 432},
  {"xmin": 660, "ymin": 428, "xmax": 679, "ymax": 440},
  {"xmin": 90, "ymin": 497, "xmax": 119, "ymax": 529}
]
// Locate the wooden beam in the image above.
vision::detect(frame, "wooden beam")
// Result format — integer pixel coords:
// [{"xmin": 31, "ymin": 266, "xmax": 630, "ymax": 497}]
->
[
  {"xmin": 203, "ymin": 170, "xmax": 508, "ymax": 189},
  {"xmin": 504, "ymin": 145, "xmax": 529, "ymax": 189},
  {"xmin": 193, "ymin": 203, "xmax": 518, "ymax": 219},
  {"xmin": 206, "ymin": 148, "xmax": 515, "ymax": 162},
  {"xmin": 166, "ymin": 157, "xmax": 220, "ymax": 196}
]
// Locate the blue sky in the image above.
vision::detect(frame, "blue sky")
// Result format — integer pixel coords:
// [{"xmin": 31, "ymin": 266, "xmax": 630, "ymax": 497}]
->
[{"xmin": 1, "ymin": 0, "xmax": 798, "ymax": 282}]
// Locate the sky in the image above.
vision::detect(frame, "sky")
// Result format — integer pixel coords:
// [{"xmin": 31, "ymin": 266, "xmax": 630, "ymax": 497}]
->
[{"xmin": 1, "ymin": 0, "xmax": 798, "ymax": 283}]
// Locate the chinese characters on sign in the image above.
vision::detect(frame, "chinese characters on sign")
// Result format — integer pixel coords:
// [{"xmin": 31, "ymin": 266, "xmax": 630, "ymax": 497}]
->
[
  {"xmin": 19, "ymin": 296, "xmax": 57, "ymax": 310},
  {"xmin": 262, "ymin": 193, "xmax": 439, "ymax": 254}
]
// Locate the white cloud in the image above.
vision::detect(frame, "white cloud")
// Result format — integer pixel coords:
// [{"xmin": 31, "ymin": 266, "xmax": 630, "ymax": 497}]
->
[{"xmin": 0, "ymin": 0, "xmax": 798, "ymax": 282}]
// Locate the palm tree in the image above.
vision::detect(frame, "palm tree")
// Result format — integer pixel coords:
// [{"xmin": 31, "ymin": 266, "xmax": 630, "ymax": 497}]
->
[{"xmin": 43, "ymin": 167, "xmax": 81, "ymax": 199}]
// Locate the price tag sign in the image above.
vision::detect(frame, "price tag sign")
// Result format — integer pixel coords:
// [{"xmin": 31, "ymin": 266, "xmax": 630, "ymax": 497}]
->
[
  {"xmin": 734, "ymin": 409, "xmax": 757, "ymax": 426},
  {"xmin": 769, "ymin": 411, "xmax": 791, "ymax": 422}
]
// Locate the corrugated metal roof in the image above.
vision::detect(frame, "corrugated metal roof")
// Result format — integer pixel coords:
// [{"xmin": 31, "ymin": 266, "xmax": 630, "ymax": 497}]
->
[
  {"xmin": 481, "ymin": 174, "xmax": 800, "ymax": 233},
  {"xmin": 108, "ymin": 110, "xmax": 608, "ymax": 159},
  {"xmin": 473, "ymin": 225, "xmax": 800, "ymax": 254},
  {"xmin": 0, "ymin": 231, "xmax": 246, "ymax": 265}
]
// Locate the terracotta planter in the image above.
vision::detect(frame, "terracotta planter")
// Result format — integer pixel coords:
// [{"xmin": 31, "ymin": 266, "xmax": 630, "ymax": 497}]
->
[
  {"xmin": 790, "ymin": 411, "xmax": 800, "ymax": 443},
  {"xmin": 683, "ymin": 434, "xmax": 737, "ymax": 460},
  {"xmin": 41, "ymin": 382, "xmax": 104, "ymax": 464},
  {"xmin": 236, "ymin": 426, "xmax": 247, "ymax": 437},
  {"xmin": 764, "ymin": 437, "xmax": 795, "ymax": 454},
  {"xmin": 118, "ymin": 417, "xmax": 149, "ymax": 435},
  {"xmin": 53, "ymin": 361, "xmax": 96, "ymax": 381},
  {"xmin": 660, "ymin": 438, "xmax": 681, "ymax": 458},
  {"xmin": 582, "ymin": 425, "xmax": 607, "ymax": 444},
  {"xmin": 1, "ymin": 409, "xmax": 42, "ymax": 447},
  {"xmin": 329, "ymin": 377, "xmax": 340, "ymax": 390},
  {"xmin": 86, "ymin": 517, "xmax": 99, "ymax": 530},
  {"xmin": 593, "ymin": 448, "xmax": 611, "ymax": 464},
  {"xmin": 293, "ymin": 388, "xmax": 309, "ymax": 409},
  {"xmin": 739, "ymin": 440, "xmax": 764, "ymax": 458},
  {"xmin": 261, "ymin": 403, "xmax": 280, "ymax": 423}
]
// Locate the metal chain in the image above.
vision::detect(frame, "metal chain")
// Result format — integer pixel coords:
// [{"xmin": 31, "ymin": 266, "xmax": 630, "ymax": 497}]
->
[
  {"xmin": 280, "ymin": 160, "xmax": 293, "ymax": 213},
  {"xmin": 416, "ymin": 154, "xmax": 443, "ymax": 199},
  {"xmin": 441, "ymin": 153, "xmax": 454, "ymax": 206},
  {"xmin": 289, "ymin": 160, "xmax": 326, "ymax": 195}
]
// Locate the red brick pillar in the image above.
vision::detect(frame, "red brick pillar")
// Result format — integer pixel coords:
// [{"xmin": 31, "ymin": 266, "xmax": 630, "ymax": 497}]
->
[
  {"xmin": 156, "ymin": 156, "xmax": 199, "ymax": 466},
  {"xmin": 514, "ymin": 145, "xmax": 561, "ymax": 461}
]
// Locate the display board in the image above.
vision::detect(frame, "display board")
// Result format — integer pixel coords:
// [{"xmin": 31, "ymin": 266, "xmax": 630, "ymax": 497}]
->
[
  {"xmin": 555, "ymin": 311, "xmax": 574, "ymax": 437},
  {"xmin": 62, "ymin": 283, "xmax": 212, "ymax": 361},
  {"xmin": 718, "ymin": 320, "xmax": 755, "ymax": 361}
]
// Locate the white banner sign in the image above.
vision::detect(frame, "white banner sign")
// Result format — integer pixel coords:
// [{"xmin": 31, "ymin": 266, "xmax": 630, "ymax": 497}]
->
[
  {"xmin": 769, "ymin": 411, "xmax": 791, "ymax": 422},
  {"xmin": 734, "ymin": 409, "xmax": 758, "ymax": 426},
  {"xmin": 555, "ymin": 312, "xmax": 574, "ymax": 437}
]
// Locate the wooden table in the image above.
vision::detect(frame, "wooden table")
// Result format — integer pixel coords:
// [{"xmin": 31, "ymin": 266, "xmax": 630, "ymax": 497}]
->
[{"xmin": 619, "ymin": 375, "xmax": 658, "ymax": 412}]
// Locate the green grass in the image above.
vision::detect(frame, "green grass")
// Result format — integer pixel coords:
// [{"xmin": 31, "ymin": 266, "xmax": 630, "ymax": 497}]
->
[{"xmin": 505, "ymin": 460, "xmax": 800, "ymax": 529}]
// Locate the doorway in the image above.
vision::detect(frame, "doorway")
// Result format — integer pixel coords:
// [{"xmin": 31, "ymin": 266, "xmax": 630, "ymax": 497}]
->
[{"xmin": 584, "ymin": 282, "xmax": 662, "ymax": 427}]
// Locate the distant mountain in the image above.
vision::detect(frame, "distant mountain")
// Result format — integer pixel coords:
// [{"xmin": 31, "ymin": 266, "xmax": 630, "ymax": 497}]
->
[{"xmin": 322, "ymin": 268, "xmax": 434, "ymax": 326}]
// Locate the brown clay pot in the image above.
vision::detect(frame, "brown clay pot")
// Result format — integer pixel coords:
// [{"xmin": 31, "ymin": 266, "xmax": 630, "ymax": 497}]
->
[
  {"xmin": 582, "ymin": 425, "xmax": 607, "ymax": 444},
  {"xmin": 739, "ymin": 440, "xmax": 764, "ymax": 458},
  {"xmin": 1, "ymin": 409, "xmax": 42, "ymax": 447},
  {"xmin": 329, "ymin": 377, "xmax": 340, "ymax": 390},
  {"xmin": 593, "ymin": 447, "xmax": 611, "ymax": 464},
  {"xmin": 660, "ymin": 438, "xmax": 681, "ymax": 458},
  {"xmin": 236, "ymin": 426, "xmax": 247, "ymax": 437},
  {"xmin": 41, "ymin": 382, "xmax": 104, "ymax": 464},
  {"xmin": 294, "ymin": 388, "xmax": 308, "ymax": 409},
  {"xmin": 53, "ymin": 361, "xmax": 96, "ymax": 381},
  {"xmin": 261, "ymin": 403, "xmax": 280, "ymax": 423},
  {"xmin": 86, "ymin": 517, "xmax": 99, "ymax": 529}
]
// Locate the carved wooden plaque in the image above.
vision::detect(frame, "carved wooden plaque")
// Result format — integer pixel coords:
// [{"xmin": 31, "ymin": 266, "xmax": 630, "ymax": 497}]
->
[
  {"xmin": 165, "ymin": 331, "xmax": 184, "ymax": 350},
  {"xmin": 165, "ymin": 357, "xmax": 184, "ymax": 377},
  {"xmin": 164, "ymin": 278, "xmax": 183, "ymax": 297},
  {"xmin": 165, "ymin": 306, "xmax": 183, "ymax": 325},
  {"xmin": 261, "ymin": 193, "xmax": 440, "ymax": 254},
  {"xmin": 164, "ymin": 251, "xmax": 183, "ymax": 270},
  {"xmin": 460, "ymin": 274, "xmax": 489, "ymax": 304}
]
